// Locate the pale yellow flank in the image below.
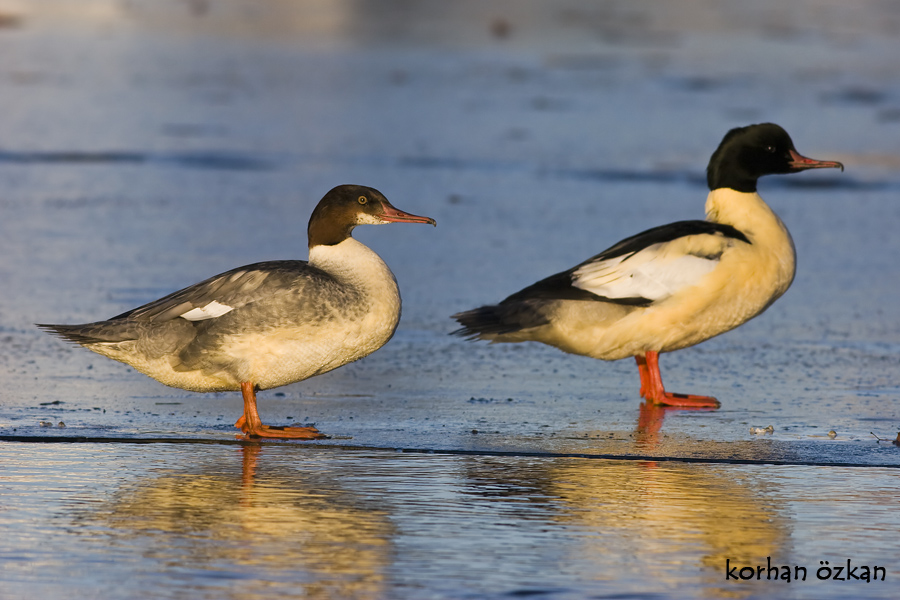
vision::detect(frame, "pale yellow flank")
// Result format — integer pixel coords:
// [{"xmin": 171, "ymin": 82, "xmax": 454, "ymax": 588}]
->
[{"xmin": 494, "ymin": 188, "xmax": 795, "ymax": 361}]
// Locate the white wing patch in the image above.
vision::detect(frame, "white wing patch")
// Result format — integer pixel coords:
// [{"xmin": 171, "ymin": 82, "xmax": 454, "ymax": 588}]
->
[
  {"xmin": 180, "ymin": 300, "xmax": 235, "ymax": 321},
  {"xmin": 572, "ymin": 244, "xmax": 720, "ymax": 302}
]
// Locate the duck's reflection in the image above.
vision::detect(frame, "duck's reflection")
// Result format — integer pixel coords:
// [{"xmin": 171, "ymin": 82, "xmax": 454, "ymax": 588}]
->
[
  {"xmin": 87, "ymin": 444, "xmax": 394, "ymax": 600},
  {"xmin": 555, "ymin": 461, "xmax": 785, "ymax": 571},
  {"xmin": 464, "ymin": 453, "xmax": 788, "ymax": 596},
  {"xmin": 74, "ymin": 436, "xmax": 788, "ymax": 598},
  {"xmin": 635, "ymin": 401, "xmax": 720, "ymax": 450},
  {"xmin": 635, "ymin": 401, "xmax": 670, "ymax": 448}
]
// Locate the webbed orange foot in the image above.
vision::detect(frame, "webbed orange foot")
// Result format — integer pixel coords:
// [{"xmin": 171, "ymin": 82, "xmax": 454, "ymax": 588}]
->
[
  {"xmin": 635, "ymin": 351, "xmax": 721, "ymax": 409},
  {"xmin": 236, "ymin": 382, "xmax": 328, "ymax": 440}
]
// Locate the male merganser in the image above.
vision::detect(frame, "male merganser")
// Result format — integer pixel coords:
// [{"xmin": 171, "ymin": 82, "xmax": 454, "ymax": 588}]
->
[
  {"xmin": 40, "ymin": 185, "xmax": 436, "ymax": 438},
  {"xmin": 452, "ymin": 123, "xmax": 843, "ymax": 407}
]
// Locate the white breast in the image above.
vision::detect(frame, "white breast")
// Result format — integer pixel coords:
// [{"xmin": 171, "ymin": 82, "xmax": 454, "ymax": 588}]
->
[{"xmin": 239, "ymin": 238, "xmax": 403, "ymax": 389}]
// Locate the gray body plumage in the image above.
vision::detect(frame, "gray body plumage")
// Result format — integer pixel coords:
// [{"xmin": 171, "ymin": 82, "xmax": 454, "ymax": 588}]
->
[
  {"xmin": 38, "ymin": 183, "xmax": 437, "ymax": 438},
  {"xmin": 40, "ymin": 238, "xmax": 404, "ymax": 393}
]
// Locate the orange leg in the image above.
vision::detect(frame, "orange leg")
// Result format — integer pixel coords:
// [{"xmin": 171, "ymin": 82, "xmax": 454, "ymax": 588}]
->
[
  {"xmin": 634, "ymin": 351, "xmax": 720, "ymax": 408},
  {"xmin": 235, "ymin": 381, "xmax": 327, "ymax": 439}
]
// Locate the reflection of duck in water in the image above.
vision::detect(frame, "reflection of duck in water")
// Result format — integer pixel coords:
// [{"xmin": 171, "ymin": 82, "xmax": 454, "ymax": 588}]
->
[
  {"xmin": 634, "ymin": 402, "xmax": 676, "ymax": 449},
  {"xmin": 453, "ymin": 124, "xmax": 842, "ymax": 407},
  {"xmin": 464, "ymin": 456, "xmax": 787, "ymax": 596},
  {"xmin": 80, "ymin": 445, "xmax": 394, "ymax": 599},
  {"xmin": 553, "ymin": 460, "xmax": 787, "ymax": 596},
  {"xmin": 40, "ymin": 185, "xmax": 435, "ymax": 438}
]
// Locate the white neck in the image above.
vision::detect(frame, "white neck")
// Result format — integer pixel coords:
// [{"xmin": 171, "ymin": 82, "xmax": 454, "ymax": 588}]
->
[
  {"xmin": 705, "ymin": 188, "xmax": 784, "ymax": 240},
  {"xmin": 309, "ymin": 237, "xmax": 400, "ymax": 298},
  {"xmin": 705, "ymin": 187, "xmax": 796, "ymax": 294}
]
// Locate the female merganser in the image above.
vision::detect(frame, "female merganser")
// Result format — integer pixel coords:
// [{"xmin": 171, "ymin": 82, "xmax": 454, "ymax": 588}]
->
[
  {"xmin": 452, "ymin": 123, "xmax": 843, "ymax": 408},
  {"xmin": 40, "ymin": 185, "xmax": 436, "ymax": 438}
]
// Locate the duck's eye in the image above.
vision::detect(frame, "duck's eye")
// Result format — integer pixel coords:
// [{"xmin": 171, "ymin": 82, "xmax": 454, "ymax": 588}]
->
[
  {"xmin": 358, "ymin": 196, "xmax": 368, "ymax": 205},
  {"xmin": 765, "ymin": 145, "xmax": 776, "ymax": 153}
]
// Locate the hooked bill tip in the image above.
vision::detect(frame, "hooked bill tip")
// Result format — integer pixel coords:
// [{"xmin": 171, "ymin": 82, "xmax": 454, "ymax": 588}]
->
[{"xmin": 789, "ymin": 149, "xmax": 844, "ymax": 172}]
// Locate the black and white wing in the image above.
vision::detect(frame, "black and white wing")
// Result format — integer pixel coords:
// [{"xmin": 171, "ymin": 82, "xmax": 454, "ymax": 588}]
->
[{"xmin": 505, "ymin": 220, "xmax": 750, "ymax": 306}]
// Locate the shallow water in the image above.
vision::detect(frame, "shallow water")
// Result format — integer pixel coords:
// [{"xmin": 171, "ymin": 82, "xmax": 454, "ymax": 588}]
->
[
  {"xmin": 1, "ymin": 442, "xmax": 897, "ymax": 600},
  {"xmin": 1, "ymin": 0, "xmax": 899, "ymax": 598}
]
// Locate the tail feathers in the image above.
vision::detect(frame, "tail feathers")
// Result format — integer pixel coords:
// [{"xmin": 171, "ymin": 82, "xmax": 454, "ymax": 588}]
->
[
  {"xmin": 36, "ymin": 322, "xmax": 139, "ymax": 346},
  {"xmin": 451, "ymin": 302, "xmax": 549, "ymax": 339}
]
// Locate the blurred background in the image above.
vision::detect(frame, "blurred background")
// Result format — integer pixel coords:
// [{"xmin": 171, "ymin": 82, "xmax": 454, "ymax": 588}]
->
[
  {"xmin": 1, "ymin": 2, "xmax": 898, "ymax": 598},
  {"xmin": 1, "ymin": 0, "xmax": 898, "ymax": 442}
]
